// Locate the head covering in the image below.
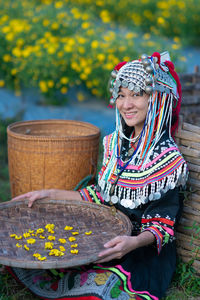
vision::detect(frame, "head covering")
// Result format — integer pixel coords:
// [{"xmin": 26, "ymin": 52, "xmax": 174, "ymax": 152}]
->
[
  {"xmin": 98, "ymin": 51, "xmax": 188, "ymax": 209},
  {"xmin": 109, "ymin": 51, "xmax": 181, "ymax": 138}
]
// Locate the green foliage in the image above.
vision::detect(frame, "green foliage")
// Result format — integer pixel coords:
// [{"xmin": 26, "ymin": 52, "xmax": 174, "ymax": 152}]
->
[
  {"xmin": 0, "ymin": 265, "xmax": 39, "ymax": 300},
  {"xmin": 0, "ymin": 118, "xmax": 14, "ymax": 202},
  {"xmin": 172, "ymin": 259, "xmax": 200, "ymax": 298},
  {"xmin": 0, "ymin": 0, "xmax": 197, "ymax": 104}
]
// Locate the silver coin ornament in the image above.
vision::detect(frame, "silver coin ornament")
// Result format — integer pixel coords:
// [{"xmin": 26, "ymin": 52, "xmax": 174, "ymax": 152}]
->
[
  {"xmin": 143, "ymin": 59, "xmax": 151, "ymax": 67},
  {"xmin": 121, "ymin": 199, "xmax": 132, "ymax": 208},
  {"xmin": 141, "ymin": 54, "xmax": 148, "ymax": 61},
  {"xmin": 134, "ymin": 86, "xmax": 140, "ymax": 93},
  {"xmin": 146, "ymin": 65, "xmax": 154, "ymax": 74},
  {"xmin": 110, "ymin": 195, "xmax": 119, "ymax": 204},
  {"xmin": 145, "ymin": 85, "xmax": 153, "ymax": 94},
  {"xmin": 153, "ymin": 192, "xmax": 161, "ymax": 200},
  {"xmin": 104, "ymin": 193, "xmax": 110, "ymax": 202},
  {"xmin": 129, "ymin": 202, "xmax": 136, "ymax": 209},
  {"xmin": 149, "ymin": 193, "xmax": 154, "ymax": 201},
  {"xmin": 145, "ymin": 77, "xmax": 153, "ymax": 85}
]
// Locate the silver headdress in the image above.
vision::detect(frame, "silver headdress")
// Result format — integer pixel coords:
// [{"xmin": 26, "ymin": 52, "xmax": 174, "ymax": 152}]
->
[{"xmin": 109, "ymin": 51, "xmax": 180, "ymax": 105}]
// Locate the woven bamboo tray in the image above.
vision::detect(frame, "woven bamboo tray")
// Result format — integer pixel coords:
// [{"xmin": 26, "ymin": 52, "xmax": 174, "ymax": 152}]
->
[
  {"xmin": 0, "ymin": 199, "xmax": 132, "ymax": 269},
  {"xmin": 7, "ymin": 120, "xmax": 100, "ymax": 197},
  {"xmin": 174, "ymin": 116, "xmax": 200, "ymax": 273}
]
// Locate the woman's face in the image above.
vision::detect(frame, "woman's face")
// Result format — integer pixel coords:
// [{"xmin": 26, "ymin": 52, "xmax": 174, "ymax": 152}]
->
[{"xmin": 116, "ymin": 87, "xmax": 149, "ymax": 136}]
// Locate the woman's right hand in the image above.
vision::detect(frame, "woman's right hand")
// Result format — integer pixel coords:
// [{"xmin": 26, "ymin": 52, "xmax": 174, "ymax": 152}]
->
[{"xmin": 11, "ymin": 189, "xmax": 53, "ymax": 208}]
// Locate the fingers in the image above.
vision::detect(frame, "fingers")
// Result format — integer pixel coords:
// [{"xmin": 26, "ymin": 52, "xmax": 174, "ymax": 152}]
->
[
  {"xmin": 96, "ymin": 253, "xmax": 120, "ymax": 264},
  {"xmin": 104, "ymin": 236, "xmax": 121, "ymax": 248},
  {"xmin": 11, "ymin": 192, "xmax": 33, "ymax": 202},
  {"xmin": 28, "ymin": 193, "xmax": 40, "ymax": 208},
  {"xmin": 11, "ymin": 190, "xmax": 48, "ymax": 208},
  {"xmin": 27, "ymin": 190, "xmax": 49, "ymax": 207}
]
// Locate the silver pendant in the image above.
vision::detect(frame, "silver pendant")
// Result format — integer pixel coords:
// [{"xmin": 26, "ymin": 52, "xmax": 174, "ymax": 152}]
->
[
  {"xmin": 111, "ymin": 195, "xmax": 118, "ymax": 204},
  {"xmin": 104, "ymin": 194, "xmax": 110, "ymax": 202},
  {"xmin": 154, "ymin": 192, "xmax": 161, "ymax": 200},
  {"xmin": 121, "ymin": 199, "xmax": 132, "ymax": 208},
  {"xmin": 129, "ymin": 202, "xmax": 136, "ymax": 209}
]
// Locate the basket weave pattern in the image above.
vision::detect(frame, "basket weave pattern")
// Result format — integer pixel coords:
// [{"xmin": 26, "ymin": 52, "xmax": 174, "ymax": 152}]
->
[
  {"xmin": 174, "ymin": 117, "xmax": 200, "ymax": 273},
  {"xmin": 0, "ymin": 199, "xmax": 132, "ymax": 269},
  {"xmin": 7, "ymin": 120, "xmax": 100, "ymax": 197}
]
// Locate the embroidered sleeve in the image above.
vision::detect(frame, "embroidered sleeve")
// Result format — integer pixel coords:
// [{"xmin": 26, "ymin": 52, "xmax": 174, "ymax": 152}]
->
[
  {"xmin": 79, "ymin": 185, "xmax": 105, "ymax": 205},
  {"xmin": 141, "ymin": 188, "xmax": 182, "ymax": 254}
]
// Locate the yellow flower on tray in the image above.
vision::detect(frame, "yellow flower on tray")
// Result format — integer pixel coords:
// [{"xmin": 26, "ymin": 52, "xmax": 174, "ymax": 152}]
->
[
  {"xmin": 15, "ymin": 235, "xmax": 22, "ymax": 240},
  {"xmin": 71, "ymin": 244, "xmax": 78, "ymax": 248},
  {"xmin": 59, "ymin": 246, "xmax": 66, "ymax": 252},
  {"xmin": 58, "ymin": 238, "xmax": 66, "ymax": 244},
  {"xmin": 38, "ymin": 256, "xmax": 47, "ymax": 261},
  {"xmin": 27, "ymin": 238, "xmax": 36, "ymax": 244},
  {"xmin": 68, "ymin": 237, "xmax": 76, "ymax": 242},
  {"xmin": 45, "ymin": 242, "xmax": 54, "ymax": 250},
  {"xmin": 33, "ymin": 253, "xmax": 47, "ymax": 261},
  {"xmin": 72, "ymin": 232, "xmax": 79, "ymax": 236},
  {"xmin": 16, "ymin": 243, "xmax": 22, "ymax": 248},
  {"xmin": 49, "ymin": 249, "xmax": 64, "ymax": 256},
  {"xmin": 24, "ymin": 245, "xmax": 30, "ymax": 251},
  {"xmin": 48, "ymin": 236, "xmax": 55, "ymax": 241},
  {"xmin": 33, "ymin": 253, "xmax": 41, "ymax": 258},
  {"xmin": 10, "ymin": 234, "xmax": 16, "ymax": 238},
  {"xmin": 64, "ymin": 226, "xmax": 73, "ymax": 231},
  {"xmin": 23, "ymin": 232, "xmax": 31, "ymax": 238},
  {"xmin": 36, "ymin": 228, "xmax": 44, "ymax": 234},
  {"xmin": 39, "ymin": 235, "xmax": 46, "ymax": 239},
  {"xmin": 85, "ymin": 231, "xmax": 92, "ymax": 235},
  {"xmin": 70, "ymin": 249, "xmax": 78, "ymax": 254},
  {"xmin": 45, "ymin": 224, "xmax": 55, "ymax": 231}
]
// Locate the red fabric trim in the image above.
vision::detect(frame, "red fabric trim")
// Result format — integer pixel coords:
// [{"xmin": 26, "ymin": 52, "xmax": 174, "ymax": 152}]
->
[{"xmin": 141, "ymin": 217, "xmax": 174, "ymax": 226}]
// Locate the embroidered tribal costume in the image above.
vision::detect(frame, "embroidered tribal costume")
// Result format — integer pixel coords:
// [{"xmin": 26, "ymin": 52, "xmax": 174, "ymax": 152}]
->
[{"xmin": 9, "ymin": 52, "xmax": 188, "ymax": 300}]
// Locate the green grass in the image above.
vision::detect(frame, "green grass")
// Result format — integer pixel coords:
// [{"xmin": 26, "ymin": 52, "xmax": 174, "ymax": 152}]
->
[{"xmin": 0, "ymin": 118, "xmax": 200, "ymax": 300}]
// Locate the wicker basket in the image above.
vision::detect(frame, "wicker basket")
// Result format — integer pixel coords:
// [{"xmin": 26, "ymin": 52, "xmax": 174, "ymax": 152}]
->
[
  {"xmin": 0, "ymin": 199, "xmax": 132, "ymax": 269},
  {"xmin": 174, "ymin": 116, "xmax": 200, "ymax": 273},
  {"xmin": 7, "ymin": 120, "xmax": 100, "ymax": 197}
]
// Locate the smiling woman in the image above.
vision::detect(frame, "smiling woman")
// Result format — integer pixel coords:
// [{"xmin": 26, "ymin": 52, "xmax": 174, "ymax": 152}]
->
[{"xmin": 9, "ymin": 51, "xmax": 188, "ymax": 300}]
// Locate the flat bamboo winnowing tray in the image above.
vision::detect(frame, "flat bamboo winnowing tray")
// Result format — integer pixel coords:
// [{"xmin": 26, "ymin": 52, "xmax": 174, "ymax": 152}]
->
[{"xmin": 0, "ymin": 199, "xmax": 132, "ymax": 269}]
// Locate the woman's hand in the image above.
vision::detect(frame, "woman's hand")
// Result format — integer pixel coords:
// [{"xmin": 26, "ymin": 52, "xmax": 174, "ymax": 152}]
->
[
  {"xmin": 11, "ymin": 189, "xmax": 53, "ymax": 207},
  {"xmin": 96, "ymin": 235, "xmax": 139, "ymax": 263},
  {"xmin": 96, "ymin": 231, "xmax": 155, "ymax": 263},
  {"xmin": 11, "ymin": 189, "xmax": 82, "ymax": 207}
]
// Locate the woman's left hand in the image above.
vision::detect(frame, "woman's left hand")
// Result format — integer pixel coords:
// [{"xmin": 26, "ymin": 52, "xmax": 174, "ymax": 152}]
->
[{"xmin": 96, "ymin": 235, "xmax": 138, "ymax": 263}]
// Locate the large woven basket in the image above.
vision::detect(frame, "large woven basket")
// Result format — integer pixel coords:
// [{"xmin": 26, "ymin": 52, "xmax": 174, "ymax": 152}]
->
[
  {"xmin": 174, "ymin": 117, "xmax": 200, "ymax": 273},
  {"xmin": 0, "ymin": 199, "xmax": 133, "ymax": 269},
  {"xmin": 7, "ymin": 120, "xmax": 100, "ymax": 197}
]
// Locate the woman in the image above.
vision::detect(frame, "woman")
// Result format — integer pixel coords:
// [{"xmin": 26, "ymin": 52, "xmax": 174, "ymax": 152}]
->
[{"xmin": 10, "ymin": 51, "xmax": 188, "ymax": 300}]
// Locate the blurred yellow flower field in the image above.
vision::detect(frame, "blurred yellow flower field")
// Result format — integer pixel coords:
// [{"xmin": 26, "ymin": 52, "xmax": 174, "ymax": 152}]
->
[{"xmin": 0, "ymin": 0, "xmax": 199, "ymax": 104}]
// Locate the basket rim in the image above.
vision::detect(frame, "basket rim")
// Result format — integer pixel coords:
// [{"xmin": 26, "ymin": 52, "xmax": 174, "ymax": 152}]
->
[{"xmin": 7, "ymin": 119, "xmax": 101, "ymax": 141}]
